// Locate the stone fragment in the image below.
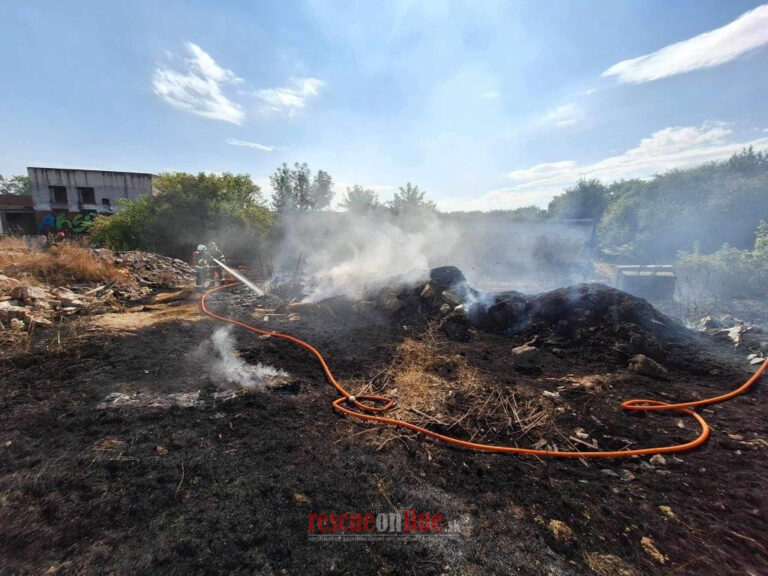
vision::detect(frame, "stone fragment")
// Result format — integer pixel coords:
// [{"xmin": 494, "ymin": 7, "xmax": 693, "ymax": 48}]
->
[
  {"xmin": 628, "ymin": 354, "xmax": 669, "ymax": 380},
  {"xmin": 0, "ymin": 274, "xmax": 22, "ymax": 291},
  {"xmin": 10, "ymin": 285, "xmax": 48, "ymax": 303},
  {"xmin": 0, "ymin": 301, "xmax": 30, "ymax": 322},
  {"xmin": 649, "ymin": 454, "xmax": 666, "ymax": 466},
  {"xmin": 512, "ymin": 344, "xmax": 541, "ymax": 369}
]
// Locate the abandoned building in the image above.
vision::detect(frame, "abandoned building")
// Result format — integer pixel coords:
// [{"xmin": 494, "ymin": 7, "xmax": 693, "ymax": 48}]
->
[
  {"xmin": 0, "ymin": 194, "xmax": 36, "ymax": 235},
  {"xmin": 27, "ymin": 167, "xmax": 154, "ymax": 234}
]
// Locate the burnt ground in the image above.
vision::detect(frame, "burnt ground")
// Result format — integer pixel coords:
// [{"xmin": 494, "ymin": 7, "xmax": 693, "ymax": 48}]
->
[{"xmin": 1, "ymin": 284, "xmax": 767, "ymax": 576}]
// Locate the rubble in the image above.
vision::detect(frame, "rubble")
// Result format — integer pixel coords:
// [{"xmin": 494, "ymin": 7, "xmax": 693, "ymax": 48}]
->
[
  {"xmin": 1, "ymin": 246, "xmax": 196, "ymax": 337},
  {"xmin": 696, "ymin": 312, "xmax": 768, "ymax": 358},
  {"xmin": 97, "ymin": 249, "xmax": 195, "ymax": 288}
]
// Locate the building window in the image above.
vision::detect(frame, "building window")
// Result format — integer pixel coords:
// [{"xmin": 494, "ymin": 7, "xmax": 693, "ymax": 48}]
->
[
  {"xmin": 78, "ymin": 187, "xmax": 96, "ymax": 204},
  {"xmin": 50, "ymin": 186, "xmax": 68, "ymax": 204},
  {"xmin": 101, "ymin": 198, "xmax": 112, "ymax": 211}
]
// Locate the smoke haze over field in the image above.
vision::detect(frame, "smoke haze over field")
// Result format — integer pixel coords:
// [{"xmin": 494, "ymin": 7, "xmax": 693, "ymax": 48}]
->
[
  {"xmin": 271, "ymin": 210, "xmax": 595, "ymax": 301},
  {"xmin": 273, "ymin": 209, "xmax": 458, "ymax": 301}
]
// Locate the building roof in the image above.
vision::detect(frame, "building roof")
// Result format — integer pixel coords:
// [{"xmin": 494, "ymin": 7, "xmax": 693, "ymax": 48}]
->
[
  {"xmin": 27, "ymin": 167, "xmax": 154, "ymax": 177},
  {"xmin": 0, "ymin": 194, "xmax": 33, "ymax": 210}
]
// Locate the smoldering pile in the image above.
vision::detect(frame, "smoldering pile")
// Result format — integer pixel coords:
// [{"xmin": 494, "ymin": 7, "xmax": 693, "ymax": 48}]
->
[
  {"xmin": 275, "ymin": 265, "xmax": 705, "ymax": 372},
  {"xmin": 232, "ymin": 264, "xmax": 724, "ymax": 374}
]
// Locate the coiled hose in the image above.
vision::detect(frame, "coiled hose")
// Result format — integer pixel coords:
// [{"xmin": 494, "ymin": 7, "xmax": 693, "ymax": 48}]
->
[{"xmin": 201, "ymin": 282, "xmax": 767, "ymax": 458}]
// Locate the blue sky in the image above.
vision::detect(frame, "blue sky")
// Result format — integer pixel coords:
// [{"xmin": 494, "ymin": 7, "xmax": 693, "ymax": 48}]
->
[{"xmin": 1, "ymin": 0, "xmax": 767, "ymax": 210}]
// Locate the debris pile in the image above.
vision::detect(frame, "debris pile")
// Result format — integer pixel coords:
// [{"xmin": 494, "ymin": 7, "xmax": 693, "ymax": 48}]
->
[
  {"xmin": 93, "ymin": 249, "xmax": 195, "ymax": 290},
  {"xmin": 0, "ymin": 245, "xmax": 195, "ymax": 332},
  {"xmin": 349, "ymin": 267, "xmax": 694, "ymax": 369},
  {"xmin": 697, "ymin": 313, "xmax": 768, "ymax": 365},
  {"xmin": 0, "ymin": 275, "xmax": 101, "ymax": 328}
]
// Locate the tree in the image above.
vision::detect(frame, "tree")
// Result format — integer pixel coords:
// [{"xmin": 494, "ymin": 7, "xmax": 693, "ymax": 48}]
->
[
  {"xmin": 389, "ymin": 182, "xmax": 436, "ymax": 214},
  {"xmin": 0, "ymin": 174, "xmax": 31, "ymax": 195},
  {"xmin": 596, "ymin": 147, "xmax": 768, "ymax": 261},
  {"xmin": 90, "ymin": 172, "xmax": 272, "ymax": 260},
  {"xmin": 547, "ymin": 179, "xmax": 608, "ymax": 220},
  {"xmin": 310, "ymin": 170, "xmax": 334, "ymax": 210},
  {"xmin": 727, "ymin": 146, "xmax": 767, "ymax": 176},
  {"xmin": 270, "ymin": 163, "xmax": 299, "ymax": 211},
  {"xmin": 340, "ymin": 185, "xmax": 380, "ymax": 212},
  {"xmin": 270, "ymin": 162, "xmax": 333, "ymax": 211}
]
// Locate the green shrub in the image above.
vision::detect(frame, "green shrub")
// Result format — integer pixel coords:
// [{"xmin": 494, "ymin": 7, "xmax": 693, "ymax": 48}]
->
[
  {"xmin": 676, "ymin": 221, "xmax": 768, "ymax": 300},
  {"xmin": 89, "ymin": 172, "xmax": 273, "ymax": 262}
]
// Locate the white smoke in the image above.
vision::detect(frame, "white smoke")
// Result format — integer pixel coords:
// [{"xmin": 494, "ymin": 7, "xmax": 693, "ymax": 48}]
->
[
  {"xmin": 275, "ymin": 209, "xmax": 461, "ymax": 301},
  {"xmin": 270, "ymin": 208, "xmax": 594, "ymax": 300},
  {"xmin": 209, "ymin": 326, "xmax": 288, "ymax": 389},
  {"xmin": 453, "ymin": 279, "xmax": 496, "ymax": 313}
]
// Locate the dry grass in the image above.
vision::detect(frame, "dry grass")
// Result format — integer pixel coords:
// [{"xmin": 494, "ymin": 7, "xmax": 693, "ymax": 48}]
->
[
  {"xmin": 0, "ymin": 320, "xmax": 34, "ymax": 355},
  {"xmin": 0, "ymin": 237, "xmax": 122, "ymax": 286},
  {"xmin": 353, "ymin": 325, "xmax": 550, "ymax": 445},
  {"xmin": 0, "ymin": 314, "xmax": 89, "ymax": 359}
]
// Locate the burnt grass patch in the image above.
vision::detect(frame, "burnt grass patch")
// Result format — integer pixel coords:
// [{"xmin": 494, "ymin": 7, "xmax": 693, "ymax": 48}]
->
[{"xmin": 1, "ymin": 281, "xmax": 767, "ymax": 575}]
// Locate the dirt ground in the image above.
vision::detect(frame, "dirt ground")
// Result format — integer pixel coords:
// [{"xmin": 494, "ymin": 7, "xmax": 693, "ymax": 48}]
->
[{"xmin": 1, "ymin": 284, "xmax": 767, "ymax": 575}]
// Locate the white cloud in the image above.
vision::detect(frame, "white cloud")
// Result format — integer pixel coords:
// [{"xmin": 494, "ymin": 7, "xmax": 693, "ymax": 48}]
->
[
  {"xmin": 604, "ymin": 4, "xmax": 768, "ymax": 83},
  {"xmin": 225, "ymin": 138, "xmax": 276, "ymax": 152},
  {"xmin": 448, "ymin": 123, "xmax": 768, "ymax": 211},
  {"xmin": 543, "ymin": 103, "xmax": 582, "ymax": 127},
  {"xmin": 254, "ymin": 77, "xmax": 324, "ymax": 116},
  {"xmin": 480, "ymin": 90, "xmax": 500, "ymax": 99},
  {"xmin": 153, "ymin": 42, "xmax": 244, "ymax": 124}
]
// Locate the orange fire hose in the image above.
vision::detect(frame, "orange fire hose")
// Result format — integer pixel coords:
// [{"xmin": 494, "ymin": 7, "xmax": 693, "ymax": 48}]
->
[{"xmin": 200, "ymin": 282, "xmax": 767, "ymax": 458}]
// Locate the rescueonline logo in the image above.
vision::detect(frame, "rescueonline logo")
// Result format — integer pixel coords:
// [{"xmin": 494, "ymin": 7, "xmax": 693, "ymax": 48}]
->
[{"xmin": 307, "ymin": 510, "xmax": 462, "ymax": 541}]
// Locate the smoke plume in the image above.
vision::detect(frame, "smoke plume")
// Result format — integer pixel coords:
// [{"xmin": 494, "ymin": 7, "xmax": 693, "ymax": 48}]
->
[{"xmin": 208, "ymin": 326, "xmax": 287, "ymax": 389}]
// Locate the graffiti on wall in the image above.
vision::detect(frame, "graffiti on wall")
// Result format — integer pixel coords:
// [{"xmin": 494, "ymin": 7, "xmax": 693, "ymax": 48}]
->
[{"xmin": 37, "ymin": 212, "xmax": 95, "ymax": 234}]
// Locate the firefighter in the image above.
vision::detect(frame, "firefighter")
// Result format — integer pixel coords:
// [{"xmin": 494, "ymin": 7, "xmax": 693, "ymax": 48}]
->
[
  {"xmin": 194, "ymin": 244, "xmax": 212, "ymax": 290},
  {"xmin": 207, "ymin": 241, "xmax": 226, "ymax": 285}
]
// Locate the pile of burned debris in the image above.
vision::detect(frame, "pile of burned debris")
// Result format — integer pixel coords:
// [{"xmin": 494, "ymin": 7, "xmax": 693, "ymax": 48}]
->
[
  {"xmin": 356, "ymin": 266, "xmax": 691, "ymax": 356},
  {"xmin": 244, "ymin": 265, "xmax": 768, "ymax": 380}
]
